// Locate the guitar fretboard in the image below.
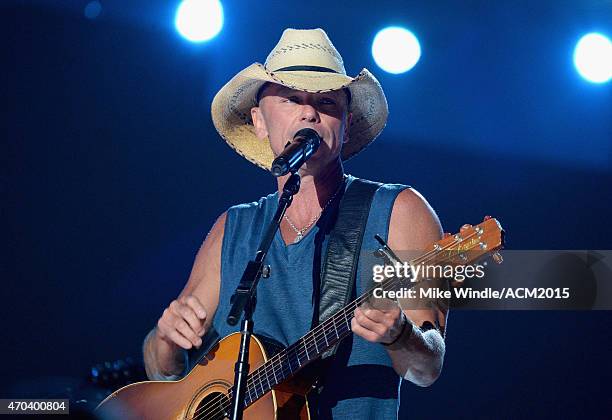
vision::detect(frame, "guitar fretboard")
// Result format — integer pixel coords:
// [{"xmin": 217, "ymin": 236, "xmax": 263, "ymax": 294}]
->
[
  {"xmin": 242, "ymin": 272, "xmax": 408, "ymax": 406},
  {"xmin": 235, "ymin": 220, "xmax": 500, "ymax": 407}
]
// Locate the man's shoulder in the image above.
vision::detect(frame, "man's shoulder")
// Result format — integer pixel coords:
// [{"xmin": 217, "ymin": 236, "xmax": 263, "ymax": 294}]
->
[
  {"xmin": 391, "ymin": 187, "xmax": 435, "ymax": 213},
  {"xmin": 226, "ymin": 192, "xmax": 278, "ymax": 217},
  {"xmin": 388, "ymin": 186, "xmax": 443, "ymax": 248},
  {"xmin": 354, "ymin": 175, "xmax": 441, "ymax": 237}
]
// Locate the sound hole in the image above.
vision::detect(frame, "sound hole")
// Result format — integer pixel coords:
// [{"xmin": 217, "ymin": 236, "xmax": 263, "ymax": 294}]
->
[{"xmin": 193, "ymin": 391, "xmax": 231, "ymax": 420}]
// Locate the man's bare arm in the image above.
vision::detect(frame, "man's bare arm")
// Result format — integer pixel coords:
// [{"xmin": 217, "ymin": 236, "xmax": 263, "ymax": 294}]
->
[
  {"xmin": 386, "ymin": 188, "xmax": 446, "ymax": 386},
  {"xmin": 351, "ymin": 188, "xmax": 446, "ymax": 386},
  {"xmin": 143, "ymin": 212, "xmax": 226, "ymax": 380}
]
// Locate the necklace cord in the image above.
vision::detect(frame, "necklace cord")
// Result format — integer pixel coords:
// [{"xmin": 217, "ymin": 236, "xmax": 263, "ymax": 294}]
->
[{"xmin": 284, "ymin": 175, "xmax": 347, "ymax": 239}]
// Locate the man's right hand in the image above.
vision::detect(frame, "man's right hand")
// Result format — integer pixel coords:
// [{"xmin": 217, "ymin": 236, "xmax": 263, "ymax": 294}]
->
[{"xmin": 156, "ymin": 295, "xmax": 208, "ymax": 350}]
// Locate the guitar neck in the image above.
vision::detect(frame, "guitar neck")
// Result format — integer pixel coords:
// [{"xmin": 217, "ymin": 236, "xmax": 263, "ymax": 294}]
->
[
  {"xmin": 241, "ymin": 276, "xmax": 403, "ymax": 407},
  {"xmin": 240, "ymin": 217, "xmax": 504, "ymax": 407}
]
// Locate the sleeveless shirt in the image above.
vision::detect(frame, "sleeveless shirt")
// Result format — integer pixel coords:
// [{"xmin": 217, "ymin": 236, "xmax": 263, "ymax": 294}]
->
[{"xmin": 192, "ymin": 175, "xmax": 409, "ymax": 419}]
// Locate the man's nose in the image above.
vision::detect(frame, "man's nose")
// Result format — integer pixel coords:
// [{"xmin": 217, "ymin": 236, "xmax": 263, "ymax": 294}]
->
[{"xmin": 299, "ymin": 104, "xmax": 320, "ymax": 123}]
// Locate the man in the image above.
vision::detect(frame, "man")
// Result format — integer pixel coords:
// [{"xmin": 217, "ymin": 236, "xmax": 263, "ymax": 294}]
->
[{"xmin": 143, "ymin": 28, "xmax": 446, "ymax": 418}]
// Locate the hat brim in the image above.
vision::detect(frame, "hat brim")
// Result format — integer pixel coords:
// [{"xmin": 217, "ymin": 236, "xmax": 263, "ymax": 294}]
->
[{"xmin": 211, "ymin": 63, "xmax": 388, "ymax": 171}]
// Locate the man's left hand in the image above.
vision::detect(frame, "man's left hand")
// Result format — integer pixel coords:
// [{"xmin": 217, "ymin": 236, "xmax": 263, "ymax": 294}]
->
[{"xmin": 351, "ymin": 305, "xmax": 405, "ymax": 345}]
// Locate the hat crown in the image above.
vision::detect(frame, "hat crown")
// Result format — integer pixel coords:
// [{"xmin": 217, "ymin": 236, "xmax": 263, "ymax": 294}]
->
[{"xmin": 264, "ymin": 28, "xmax": 346, "ymax": 75}]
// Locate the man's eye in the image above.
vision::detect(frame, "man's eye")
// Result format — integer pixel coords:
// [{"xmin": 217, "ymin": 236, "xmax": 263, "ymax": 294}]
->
[{"xmin": 285, "ymin": 96, "xmax": 300, "ymax": 103}]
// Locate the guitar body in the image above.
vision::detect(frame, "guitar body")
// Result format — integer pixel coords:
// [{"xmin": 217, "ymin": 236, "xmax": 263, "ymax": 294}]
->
[
  {"xmin": 97, "ymin": 333, "xmax": 311, "ymax": 420},
  {"xmin": 96, "ymin": 218, "xmax": 504, "ymax": 420}
]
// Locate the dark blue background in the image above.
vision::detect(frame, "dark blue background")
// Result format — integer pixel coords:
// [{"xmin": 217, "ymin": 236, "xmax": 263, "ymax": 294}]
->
[{"xmin": 3, "ymin": 1, "xmax": 611, "ymax": 418}]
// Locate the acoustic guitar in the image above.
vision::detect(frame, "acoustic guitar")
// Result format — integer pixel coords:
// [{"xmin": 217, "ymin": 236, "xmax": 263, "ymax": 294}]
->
[{"xmin": 97, "ymin": 217, "xmax": 504, "ymax": 419}]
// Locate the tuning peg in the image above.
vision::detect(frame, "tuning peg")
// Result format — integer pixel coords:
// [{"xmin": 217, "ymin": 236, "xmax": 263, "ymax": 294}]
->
[
  {"xmin": 460, "ymin": 224, "xmax": 472, "ymax": 231},
  {"xmin": 443, "ymin": 232, "xmax": 452, "ymax": 238},
  {"xmin": 483, "ymin": 215, "xmax": 492, "ymax": 221},
  {"xmin": 491, "ymin": 252, "xmax": 503, "ymax": 264}
]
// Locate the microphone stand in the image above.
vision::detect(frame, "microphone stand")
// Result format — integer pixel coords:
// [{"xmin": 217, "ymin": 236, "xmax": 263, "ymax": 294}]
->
[{"xmin": 227, "ymin": 172, "xmax": 301, "ymax": 420}]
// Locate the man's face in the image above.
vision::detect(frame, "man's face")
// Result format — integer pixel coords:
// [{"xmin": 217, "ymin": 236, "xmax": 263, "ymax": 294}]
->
[{"xmin": 251, "ymin": 83, "xmax": 351, "ymax": 174}]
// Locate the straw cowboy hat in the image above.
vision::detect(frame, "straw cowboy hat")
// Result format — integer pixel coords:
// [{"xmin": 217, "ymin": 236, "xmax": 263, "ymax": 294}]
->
[{"xmin": 211, "ymin": 28, "xmax": 388, "ymax": 171}]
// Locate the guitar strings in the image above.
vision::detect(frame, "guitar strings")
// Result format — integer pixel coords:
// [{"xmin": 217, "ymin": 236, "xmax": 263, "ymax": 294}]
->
[
  {"xmin": 191, "ymin": 286, "xmax": 389, "ymax": 420},
  {"xmin": 195, "ymin": 230, "xmax": 468, "ymax": 414},
  {"xmin": 233, "ymin": 234, "xmax": 464, "ymax": 393},
  {"xmin": 190, "ymin": 232, "xmax": 483, "ymax": 419},
  {"xmin": 191, "ymin": 233, "xmax": 478, "ymax": 420},
  {"xmin": 190, "ymin": 233, "xmax": 478, "ymax": 420}
]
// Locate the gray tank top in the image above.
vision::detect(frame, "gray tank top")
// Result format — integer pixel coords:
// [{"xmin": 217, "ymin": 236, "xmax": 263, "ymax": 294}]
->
[{"xmin": 208, "ymin": 175, "xmax": 408, "ymax": 419}]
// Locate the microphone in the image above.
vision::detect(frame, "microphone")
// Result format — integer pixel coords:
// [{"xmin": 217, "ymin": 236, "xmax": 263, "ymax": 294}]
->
[{"xmin": 271, "ymin": 128, "xmax": 321, "ymax": 176}]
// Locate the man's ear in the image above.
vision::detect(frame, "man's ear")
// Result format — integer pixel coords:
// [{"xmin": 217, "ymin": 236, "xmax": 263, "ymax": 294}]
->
[
  {"xmin": 251, "ymin": 107, "xmax": 268, "ymax": 140},
  {"xmin": 343, "ymin": 112, "xmax": 353, "ymax": 144}
]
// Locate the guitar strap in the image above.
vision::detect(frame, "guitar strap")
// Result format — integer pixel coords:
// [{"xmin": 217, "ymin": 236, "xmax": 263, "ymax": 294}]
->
[
  {"xmin": 317, "ymin": 177, "xmax": 382, "ymax": 360},
  {"xmin": 186, "ymin": 177, "xmax": 382, "ymax": 380}
]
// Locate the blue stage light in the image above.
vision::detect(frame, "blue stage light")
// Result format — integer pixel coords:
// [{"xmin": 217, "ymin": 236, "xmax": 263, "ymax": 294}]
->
[
  {"xmin": 371, "ymin": 27, "xmax": 421, "ymax": 74},
  {"xmin": 573, "ymin": 33, "xmax": 612, "ymax": 83},
  {"xmin": 84, "ymin": 1, "xmax": 102, "ymax": 20},
  {"xmin": 175, "ymin": 0, "xmax": 224, "ymax": 43}
]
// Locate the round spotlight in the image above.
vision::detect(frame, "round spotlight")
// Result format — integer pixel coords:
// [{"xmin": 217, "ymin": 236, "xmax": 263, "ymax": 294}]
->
[
  {"xmin": 372, "ymin": 26, "xmax": 421, "ymax": 74},
  {"xmin": 573, "ymin": 32, "xmax": 612, "ymax": 83},
  {"xmin": 175, "ymin": 0, "xmax": 224, "ymax": 43}
]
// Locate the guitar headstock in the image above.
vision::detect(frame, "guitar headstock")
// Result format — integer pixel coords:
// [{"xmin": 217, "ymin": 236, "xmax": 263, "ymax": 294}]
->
[{"xmin": 428, "ymin": 216, "xmax": 505, "ymax": 266}]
